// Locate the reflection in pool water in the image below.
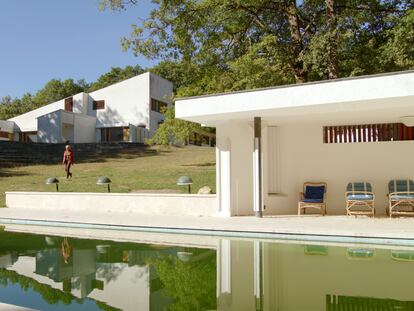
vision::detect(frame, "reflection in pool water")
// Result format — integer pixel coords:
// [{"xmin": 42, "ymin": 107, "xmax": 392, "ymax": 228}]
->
[{"xmin": 0, "ymin": 229, "xmax": 413, "ymax": 310}]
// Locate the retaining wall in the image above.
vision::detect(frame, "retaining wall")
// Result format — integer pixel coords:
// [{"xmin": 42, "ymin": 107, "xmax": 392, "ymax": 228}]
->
[
  {"xmin": 0, "ymin": 141, "xmax": 151, "ymax": 167},
  {"xmin": 5, "ymin": 192, "xmax": 218, "ymax": 217}
]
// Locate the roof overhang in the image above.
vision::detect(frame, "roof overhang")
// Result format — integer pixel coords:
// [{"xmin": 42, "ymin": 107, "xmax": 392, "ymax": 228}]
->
[{"xmin": 175, "ymin": 71, "xmax": 414, "ymax": 126}]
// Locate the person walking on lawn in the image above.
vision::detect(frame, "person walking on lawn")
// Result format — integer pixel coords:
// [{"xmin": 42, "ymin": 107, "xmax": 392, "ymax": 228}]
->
[{"xmin": 62, "ymin": 145, "xmax": 74, "ymax": 179}]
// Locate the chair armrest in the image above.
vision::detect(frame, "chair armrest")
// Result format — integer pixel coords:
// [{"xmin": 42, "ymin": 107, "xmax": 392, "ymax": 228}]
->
[
  {"xmin": 345, "ymin": 191, "xmax": 374, "ymax": 196},
  {"xmin": 389, "ymin": 191, "xmax": 414, "ymax": 196}
]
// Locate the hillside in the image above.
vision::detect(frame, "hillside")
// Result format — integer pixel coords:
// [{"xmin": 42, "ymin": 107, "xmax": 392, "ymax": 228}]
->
[{"xmin": 0, "ymin": 146, "xmax": 216, "ymax": 207}]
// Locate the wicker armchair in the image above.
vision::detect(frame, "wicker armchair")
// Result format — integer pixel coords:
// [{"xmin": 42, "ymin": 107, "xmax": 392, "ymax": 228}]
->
[
  {"xmin": 298, "ymin": 182, "xmax": 327, "ymax": 215},
  {"xmin": 345, "ymin": 182, "xmax": 375, "ymax": 217},
  {"xmin": 388, "ymin": 179, "xmax": 414, "ymax": 217}
]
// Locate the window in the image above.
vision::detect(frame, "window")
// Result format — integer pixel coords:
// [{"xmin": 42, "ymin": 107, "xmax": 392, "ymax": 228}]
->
[
  {"xmin": 151, "ymin": 98, "xmax": 168, "ymax": 113},
  {"xmin": 323, "ymin": 123, "xmax": 414, "ymax": 143},
  {"xmin": 100, "ymin": 127, "xmax": 128, "ymax": 142},
  {"xmin": 18, "ymin": 132, "xmax": 36, "ymax": 143},
  {"xmin": 93, "ymin": 100, "xmax": 105, "ymax": 110},
  {"xmin": 0, "ymin": 131, "xmax": 11, "ymax": 139},
  {"xmin": 64, "ymin": 97, "xmax": 73, "ymax": 112}
]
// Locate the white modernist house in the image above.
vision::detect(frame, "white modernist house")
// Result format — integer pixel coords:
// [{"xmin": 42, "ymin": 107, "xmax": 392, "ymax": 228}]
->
[
  {"xmin": 176, "ymin": 70, "xmax": 414, "ymax": 216},
  {"xmin": 0, "ymin": 72, "xmax": 173, "ymax": 143}
]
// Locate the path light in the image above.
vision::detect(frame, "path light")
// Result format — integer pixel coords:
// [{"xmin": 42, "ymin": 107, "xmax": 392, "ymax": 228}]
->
[
  {"xmin": 177, "ymin": 251, "xmax": 193, "ymax": 262},
  {"xmin": 46, "ymin": 177, "xmax": 59, "ymax": 192},
  {"xmin": 97, "ymin": 176, "xmax": 112, "ymax": 192},
  {"xmin": 177, "ymin": 176, "xmax": 193, "ymax": 194}
]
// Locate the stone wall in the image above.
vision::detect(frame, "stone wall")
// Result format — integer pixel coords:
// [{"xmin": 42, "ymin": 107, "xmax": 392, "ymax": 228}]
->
[{"xmin": 0, "ymin": 141, "xmax": 151, "ymax": 167}]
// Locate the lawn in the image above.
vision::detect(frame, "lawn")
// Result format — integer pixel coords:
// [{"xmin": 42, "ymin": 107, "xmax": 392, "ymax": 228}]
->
[{"xmin": 0, "ymin": 146, "xmax": 216, "ymax": 207}]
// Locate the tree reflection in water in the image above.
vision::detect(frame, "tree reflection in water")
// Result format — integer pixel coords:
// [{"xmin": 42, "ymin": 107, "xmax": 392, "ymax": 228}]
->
[{"xmin": 149, "ymin": 249, "xmax": 217, "ymax": 311}]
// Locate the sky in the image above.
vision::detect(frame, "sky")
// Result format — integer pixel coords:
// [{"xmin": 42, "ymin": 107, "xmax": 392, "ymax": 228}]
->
[{"xmin": 0, "ymin": 0, "xmax": 157, "ymax": 98}]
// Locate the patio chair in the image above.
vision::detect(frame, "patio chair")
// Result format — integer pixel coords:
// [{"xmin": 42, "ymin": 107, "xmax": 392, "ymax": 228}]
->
[
  {"xmin": 347, "ymin": 248, "xmax": 375, "ymax": 260},
  {"xmin": 345, "ymin": 182, "xmax": 375, "ymax": 217},
  {"xmin": 298, "ymin": 182, "xmax": 327, "ymax": 215},
  {"xmin": 388, "ymin": 179, "xmax": 414, "ymax": 217}
]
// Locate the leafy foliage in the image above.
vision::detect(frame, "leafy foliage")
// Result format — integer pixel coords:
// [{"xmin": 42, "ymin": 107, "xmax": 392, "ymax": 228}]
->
[
  {"xmin": 146, "ymin": 106, "xmax": 200, "ymax": 146},
  {"xmin": 0, "ymin": 79, "xmax": 87, "ymax": 120},
  {"xmin": 381, "ymin": 8, "xmax": 414, "ymax": 69},
  {"xmin": 102, "ymin": 0, "xmax": 413, "ymax": 91},
  {"xmin": 88, "ymin": 65, "xmax": 145, "ymax": 92},
  {"xmin": 150, "ymin": 250, "xmax": 217, "ymax": 311}
]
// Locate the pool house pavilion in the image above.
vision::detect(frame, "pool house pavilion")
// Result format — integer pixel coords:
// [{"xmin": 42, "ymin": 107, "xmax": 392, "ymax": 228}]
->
[{"xmin": 176, "ymin": 70, "xmax": 414, "ymax": 217}]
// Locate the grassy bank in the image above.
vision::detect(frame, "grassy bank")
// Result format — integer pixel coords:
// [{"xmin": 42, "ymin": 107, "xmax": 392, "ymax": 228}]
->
[{"xmin": 0, "ymin": 146, "xmax": 216, "ymax": 207}]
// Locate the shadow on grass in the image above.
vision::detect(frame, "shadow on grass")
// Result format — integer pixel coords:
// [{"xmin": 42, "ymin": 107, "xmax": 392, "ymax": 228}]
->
[
  {"xmin": 182, "ymin": 162, "xmax": 216, "ymax": 167},
  {"xmin": 0, "ymin": 168, "xmax": 30, "ymax": 177},
  {"xmin": 0, "ymin": 146, "xmax": 159, "ymax": 167}
]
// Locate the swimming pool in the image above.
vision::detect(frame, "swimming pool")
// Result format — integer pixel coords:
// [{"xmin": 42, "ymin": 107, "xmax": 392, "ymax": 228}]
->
[{"xmin": 0, "ymin": 228, "xmax": 412, "ymax": 310}]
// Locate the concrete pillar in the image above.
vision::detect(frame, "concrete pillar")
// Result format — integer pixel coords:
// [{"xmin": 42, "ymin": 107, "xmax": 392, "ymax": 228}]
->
[
  {"xmin": 217, "ymin": 138, "xmax": 231, "ymax": 216},
  {"xmin": 217, "ymin": 239, "xmax": 232, "ymax": 308},
  {"xmin": 254, "ymin": 240, "xmax": 264, "ymax": 311},
  {"xmin": 253, "ymin": 117, "xmax": 263, "ymax": 217}
]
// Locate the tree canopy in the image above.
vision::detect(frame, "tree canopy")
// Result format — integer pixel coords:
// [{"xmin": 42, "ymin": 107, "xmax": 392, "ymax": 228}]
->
[
  {"xmin": 0, "ymin": 79, "xmax": 87, "ymax": 120},
  {"xmin": 2, "ymin": 0, "xmax": 413, "ymax": 145},
  {"xmin": 101, "ymin": 0, "xmax": 413, "ymax": 96}
]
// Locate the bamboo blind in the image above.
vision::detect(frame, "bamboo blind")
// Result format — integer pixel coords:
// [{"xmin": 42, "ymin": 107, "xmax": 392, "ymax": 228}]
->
[{"xmin": 323, "ymin": 123, "xmax": 414, "ymax": 143}]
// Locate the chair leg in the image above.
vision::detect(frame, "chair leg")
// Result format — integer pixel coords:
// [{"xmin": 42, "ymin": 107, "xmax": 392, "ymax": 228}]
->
[{"xmin": 298, "ymin": 203, "xmax": 301, "ymax": 215}]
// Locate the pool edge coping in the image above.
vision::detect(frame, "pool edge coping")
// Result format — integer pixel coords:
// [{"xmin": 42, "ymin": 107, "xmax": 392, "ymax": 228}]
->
[{"xmin": 1, "ymin": 217, "xmax": 414, "ymax": 247}]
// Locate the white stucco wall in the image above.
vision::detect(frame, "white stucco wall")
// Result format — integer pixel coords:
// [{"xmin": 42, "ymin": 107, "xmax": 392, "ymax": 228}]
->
[
  {"xmin": 89, "ymin": 73, "xmax": 151, "ymax": 129},
  {"xmin": 37, "ymin": 111, "xmax": 62, "ymax": 143},
  {"xmin": 149, "ymin": 73, "xmax": 173, "ymax": 135},
  {"xmin": 217, "ymin": 122, "xmax": 414, "ymax": 216},
  {"xmin": 5, "ymin": 73, "xmax": 172, "ymax": 142},
  {"xmin": 5, "ymin": 192, "xmax": 218, "ymax": 217},
  {"xmin": 74, "ymin": 114, "xmax": 96, "ymax": 143},
  {"xmin": 72, "ymin": 93, "xmax": 88, "ymax": 115},
  {"xmin": 149, "ymin": 111, "xmax": 164, "ymax": 136},
  {"xmin": 216, "ymin": 122, "xmax": 253, "ymax": 216},
  {"xmin": 150, "ymin": 73, "xmax": 173, "ymax": 103},
  {"xmin": 9, "ymin": 100, "xmax": 65, "ymax": 132},
  {"xmin": 0, "ymin": 120, "xmax": 17, "ymax": 132}
]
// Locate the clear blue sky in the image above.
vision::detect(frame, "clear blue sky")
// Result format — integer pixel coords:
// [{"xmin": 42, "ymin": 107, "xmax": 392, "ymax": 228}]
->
[{"xmin": 0, "ymin": 0, "xmax": 156, "ymax": 98}]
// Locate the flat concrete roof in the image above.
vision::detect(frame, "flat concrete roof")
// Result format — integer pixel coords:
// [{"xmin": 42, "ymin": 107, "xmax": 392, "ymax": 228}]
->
[{"xmin": 176, "ymin": 70, "xmax": 414, "ymax": 126}]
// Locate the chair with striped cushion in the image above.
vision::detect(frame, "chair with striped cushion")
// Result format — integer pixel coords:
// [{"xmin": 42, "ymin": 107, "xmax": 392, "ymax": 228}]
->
[
  {"xmin": 345, "ymin": 182, "xmax": 375, "ymax": 217},
  {"xmin": 298, "ymin": 182, "xmax": 327, "ymax": 215},
  {"xmin": 388, "ymin": 179, "xmax": 414, "ymax": 217}
]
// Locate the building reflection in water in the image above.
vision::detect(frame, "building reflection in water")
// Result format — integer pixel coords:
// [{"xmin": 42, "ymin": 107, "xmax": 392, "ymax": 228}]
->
[{"xmin": 0, "ymin": 230, "xmax": 414, "ymax": 310}]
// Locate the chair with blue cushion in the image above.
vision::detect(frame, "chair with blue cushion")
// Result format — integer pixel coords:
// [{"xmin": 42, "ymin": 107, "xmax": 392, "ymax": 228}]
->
[
  {"xmin": 388, "ymin": 179, "xmax": 414, "ymax": 217},
  {"xmin": 345, "ymin": 182, "xmax": 375, "ymax": 217},
  {"xmin": 298, "ymin": 182, "xmax": 327, "ymax": 215}
]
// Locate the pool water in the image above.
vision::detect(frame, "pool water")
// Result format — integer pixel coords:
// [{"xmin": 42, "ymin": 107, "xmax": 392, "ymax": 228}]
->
[{"xmin": 0, "ymin": 229, "xmax": 413, "ymax": 311}]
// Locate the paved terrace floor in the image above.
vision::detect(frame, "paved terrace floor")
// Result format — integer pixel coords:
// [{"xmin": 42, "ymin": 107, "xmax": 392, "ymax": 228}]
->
[{"xmin": 0, "ymin": 208, "xmax": 414, "ymax": 245}]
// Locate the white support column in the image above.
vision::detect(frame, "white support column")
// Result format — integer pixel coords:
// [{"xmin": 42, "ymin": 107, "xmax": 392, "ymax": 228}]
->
[
  {"xmin": 254, "ymin": 240, "xmax": 264, "ymax": 311},
  {"xmin": 253, "ymin": 117, "xmax": 263, "ymax": 217},
  {"xmin": 217, "ymin": 137, "xmax": 232, "ymax": 217},
  {"xmin": 217, "ymin": 239, "xmax": 232, "ymax": 308}
]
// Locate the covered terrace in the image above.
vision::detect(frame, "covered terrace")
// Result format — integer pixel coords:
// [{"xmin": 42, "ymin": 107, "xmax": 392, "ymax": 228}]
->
[{"xmin": 176, "ymin": 70, "xmax": 414, "ymax": 217}]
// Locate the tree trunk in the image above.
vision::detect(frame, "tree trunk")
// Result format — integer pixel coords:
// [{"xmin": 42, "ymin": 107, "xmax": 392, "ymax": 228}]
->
[
  {"xmin": 286, "ymin": 0, "xmax": 307, "ymax": 83},
  {"xmin": 326, "ymin": 0, "xmax": 339, "ymax": 79}
]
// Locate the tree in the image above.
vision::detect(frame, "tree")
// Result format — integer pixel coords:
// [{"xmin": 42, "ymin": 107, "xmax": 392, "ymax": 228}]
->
[
  {"xmin": 101, "ymin": 0, "xmax": 413, "ymax": 92},
  {"xmin": 32, "ymin": 79, "xmax": 87, "ymax": 109},
  {"xmin": 146, "ymin": 106, "xmax": 200, "ymax": 146},
  {"xmin": 88, "ymin": 65, "xmax": 145, "ymax": 91},
  {"xmin": 0, "ymin": 96, "xmax": 22, "ymax": 120},
  {"xmin": 381, "ymin": 8, "xmax": 414, "ymax": 69},
  {"xmin": 0, "ymin": 79, "xmax": 88, "ymax": 120},
  {"xmin": 150, "ymin": 251, "xmax": 217, "ymax": 311}
]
